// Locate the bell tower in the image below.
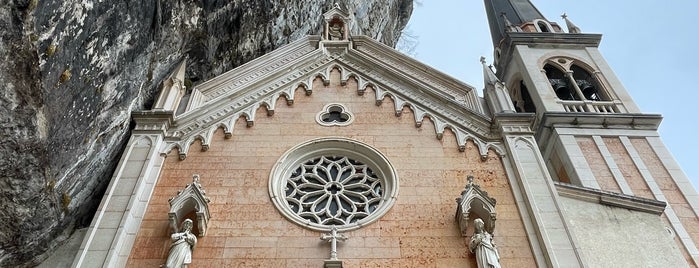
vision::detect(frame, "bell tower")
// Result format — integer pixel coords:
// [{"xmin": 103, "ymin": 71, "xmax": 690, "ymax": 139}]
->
[
  {"xmin": 483, "ymin": 0, "xmax": 699, "ymax": 266},
  {"xmin": 485, "ymin": 0, "xmax": 655, "ymax": 186}
]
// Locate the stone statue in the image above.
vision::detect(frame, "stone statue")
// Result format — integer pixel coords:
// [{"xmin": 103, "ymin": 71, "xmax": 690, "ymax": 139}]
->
[
  {"xmin": 469, "ymin": 218, "xmax": 501, "ymax": 268},
  {"xmin": 328, "ymin": 21, "xmax": 344, "ymax": 40},
  {"xmin": 165, "ymin": 219, "xmax": 197, "ymax": 268}
]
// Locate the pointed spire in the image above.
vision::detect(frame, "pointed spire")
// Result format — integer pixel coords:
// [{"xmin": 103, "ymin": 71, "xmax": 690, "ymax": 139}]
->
[
  {"xmin": 501, "ymin": 12, "xmax": 522, "ymax": 32},
  {"xmin": 153, "ymin": 58, "xmax": 187, "ymax": 110},
  {"xmin": 481, "ymin": 56, "xmax": 500, "ymax": 86},
  {"xmin": 484, "ymin": 0, "xmax": 547, "ymax": 47},
  {"xmin": 561, "ymin": 13, "xmax": 581, "ymax": 33},
  {"xmin": 169, "ymin": 57, "xmax": 188, "ymax": 81}
]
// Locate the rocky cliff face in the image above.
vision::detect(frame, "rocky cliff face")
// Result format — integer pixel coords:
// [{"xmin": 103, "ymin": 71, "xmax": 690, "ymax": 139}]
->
[{"xmin": 0, "ymin": 0, "xmax": 412, "ymax": 266}]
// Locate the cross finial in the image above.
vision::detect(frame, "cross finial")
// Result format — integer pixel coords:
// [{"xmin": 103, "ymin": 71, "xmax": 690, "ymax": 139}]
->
[
  {"xmin": 192, "ymin": 174, "xmax": 200, "ymax": 183},
  {"xmin": 320, "ymin": 227, "xmax": 348, "ymax": 260},
  {"xmin": 467, "ymin": 175, "xmax": 475, "ymax": 185}
]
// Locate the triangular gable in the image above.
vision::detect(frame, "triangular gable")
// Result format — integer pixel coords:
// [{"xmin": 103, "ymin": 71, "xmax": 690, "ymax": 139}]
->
[{"xmin": 149, "ymin": 35, "xmax": 505, "ymax": 159}]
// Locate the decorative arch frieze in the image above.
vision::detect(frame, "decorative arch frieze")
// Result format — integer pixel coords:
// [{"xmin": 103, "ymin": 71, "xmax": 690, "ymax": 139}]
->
[
  {"xmin": 456, "ymin": 175, "xmax": 497, "ymax": 236},
  {"xmin": 159, "ymin": 50, "xmax": 508, "ymax": 160},
  {"xmin": 168, "ymin": 174, "xmax": 211, "ymax": 236}
]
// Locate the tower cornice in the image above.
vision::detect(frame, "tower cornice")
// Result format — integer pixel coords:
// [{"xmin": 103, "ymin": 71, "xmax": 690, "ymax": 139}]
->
[{"xmin": 496, "ymin": 32, "xmax": 602, "ymax": 78}]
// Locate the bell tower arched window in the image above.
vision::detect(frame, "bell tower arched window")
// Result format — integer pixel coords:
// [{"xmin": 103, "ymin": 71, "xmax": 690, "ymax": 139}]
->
[
  {"xmin": 545, "ymin": 61, "xmax": 610, "ymax": 103},
  {"xmin": 545, "ymin": 64, "xmax": 578, "ymax": 101},
  {"xmin": 512, "ymin": 80, "xmax": 536, "ymax": 113},
  {"xmin": 571, "ymin": 65, "xmax": 606, "ymax": 101}
]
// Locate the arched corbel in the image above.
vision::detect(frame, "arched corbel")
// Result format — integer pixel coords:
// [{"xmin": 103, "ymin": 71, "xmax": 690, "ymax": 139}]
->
[
  {"xmin": 455, "ymin": 175, "xmax": 497, "ymax": 236},
  {"xmin": 168, "ymin": 174, "xmax": 211, "ymax": 236}
]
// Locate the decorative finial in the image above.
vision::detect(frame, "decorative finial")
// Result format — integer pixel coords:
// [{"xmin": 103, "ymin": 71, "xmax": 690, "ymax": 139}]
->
[
  {"xmin": 467, "ymin": 175, "xmax": 475, "ymax": 185},
  {"xmin": 561, "ymin": 12, "xmax": 581, "ymax": 33},
  {"xmin": 500, "ymin": 12, "xmax": 521, "ymax": 32},
  {"xmin": 334, "ymin": 2, "xmax": 341, "ymax": 10},
  {"xmin": 192, "ymin": 174, "xmax": 200, "ymax": 183},
  {"xmin": 481, "ymin": 56, "xmax": 500, "ymax": 86}
]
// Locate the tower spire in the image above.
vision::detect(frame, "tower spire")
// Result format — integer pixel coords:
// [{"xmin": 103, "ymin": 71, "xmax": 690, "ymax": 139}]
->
[{"xmin": 483, "ymin": 0, "xmax": 547, "ymax": 47}]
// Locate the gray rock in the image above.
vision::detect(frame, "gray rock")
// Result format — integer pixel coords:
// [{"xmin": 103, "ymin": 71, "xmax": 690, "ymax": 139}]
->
[{"xmin": 0, "ymin": 0, "xmax": 412, "ymax": 266}]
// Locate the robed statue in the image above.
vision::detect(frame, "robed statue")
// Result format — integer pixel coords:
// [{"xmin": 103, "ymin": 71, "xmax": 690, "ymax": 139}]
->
[
  {"xmin": 165, "ymin": 219, "xmax": 197, "ymax": 268},
  {"xmin": 469, "ymin": 218, "xmax": 501, "ymax": 268}
]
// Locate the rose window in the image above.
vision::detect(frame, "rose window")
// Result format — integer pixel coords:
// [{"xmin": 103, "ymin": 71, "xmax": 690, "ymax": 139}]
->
[
  {"xmin": 269, "ymin": 138, "xmax": 398, "ymax": 231},
  {"xmin": 285, "ymin": 156, "xmax": 383, "ymax": 225}
]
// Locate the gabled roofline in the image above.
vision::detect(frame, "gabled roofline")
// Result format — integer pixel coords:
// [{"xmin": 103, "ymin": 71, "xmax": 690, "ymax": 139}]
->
[{"xmin": 137, "ymin": 34, "xmax": 507, "ymax": 159}]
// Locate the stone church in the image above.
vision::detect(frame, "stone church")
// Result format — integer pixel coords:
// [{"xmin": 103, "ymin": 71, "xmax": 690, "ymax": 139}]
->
[{"xmin": 71, "ymin": 0, "xmax": 699, "ymax": 267}]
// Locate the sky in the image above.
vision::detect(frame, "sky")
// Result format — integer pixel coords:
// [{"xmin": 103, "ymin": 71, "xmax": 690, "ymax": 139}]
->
[{"xmin": 405, "ymin": 1, "xmax": 699, "ymax": 189}]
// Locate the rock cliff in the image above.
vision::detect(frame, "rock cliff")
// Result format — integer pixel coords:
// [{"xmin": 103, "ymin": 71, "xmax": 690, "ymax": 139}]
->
[{"xmin": 0, "ymin": 0, "xmax": 412, "ymax": 266}]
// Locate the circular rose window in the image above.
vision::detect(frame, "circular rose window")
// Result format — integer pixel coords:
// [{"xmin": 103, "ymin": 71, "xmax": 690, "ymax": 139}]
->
[{"xmin": 269, "ymin": 137, "xmax": 398, "ymax": 231}]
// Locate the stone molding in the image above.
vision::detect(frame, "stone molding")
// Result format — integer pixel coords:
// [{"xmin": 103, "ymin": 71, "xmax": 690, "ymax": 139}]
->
[
  {"xmin": 139, "ymin": 35, "xmax": 509, "ymax": 160},
  {"xmin": 536, "ymin": 112, "xmax": 663, "ymax": 146},
  {"xmin": 555, "ymin": 182, "xmax": 666, "ymax": 215},
  {"xmin": 456, "ymin": 176, "xmax": 497, "ymax": 235},
  {"xmin": 167, "ymin": 174, "xmax": 211, "ymax": 236}
]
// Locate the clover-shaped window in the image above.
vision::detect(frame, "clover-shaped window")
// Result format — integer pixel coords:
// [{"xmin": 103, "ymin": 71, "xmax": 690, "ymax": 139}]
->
[{"xmin": 316, "ymin": 103, "xmax": 354, "ymax": 126}]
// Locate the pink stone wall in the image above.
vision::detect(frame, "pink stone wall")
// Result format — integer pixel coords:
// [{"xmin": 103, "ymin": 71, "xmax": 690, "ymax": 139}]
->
[
  {"xmin": 577, "ymin": 137, "xmax": 621, "ymax": 192},
  {"xmin": 127, "ymin": 70, "xmax": 536, "ymax": 267}
]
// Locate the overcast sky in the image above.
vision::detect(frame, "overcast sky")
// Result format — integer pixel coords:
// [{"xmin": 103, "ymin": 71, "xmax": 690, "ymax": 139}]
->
[{"xmin": 405, "ymin": 1, "xmax": 699, "ymax": 189}]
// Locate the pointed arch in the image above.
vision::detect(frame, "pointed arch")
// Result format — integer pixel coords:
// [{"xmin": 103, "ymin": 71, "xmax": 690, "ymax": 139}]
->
[
  {"xmin": 508, "ymin": 73, "xmax": 536, "ymax": 113},
  {"xmin": 168, "ymin": 174, "xmax": 211, "ymax": 236},
  {"xmin": 456, "ymin": 176, "xmax": 498, "ymax": 235},
  {"xmin": 358, "ymin": 79, "xmax": 377, "ymax": 96},
  {"xmin": 570, "ymin": 64, "xmax": 606, "ymax": 101},
  {"xmin": 132, "ymin": 136, "xmax": 153, "ymax": 148},
  {"xmin": 544, "ymin": 64, "xmax": 578, "ymax": 101},
  {"xmin": 513, "ymin": 137, "xmax": 536, "ymax": 151},
  {"xmin": 486, "ymin": 143, "xmax": 507, "ymax": 157},
  {"xmin": 309, "ymin": 72, "xmax": 330, "ymax": 88},
  {"xmin": 342, "ymin": 73, "xmax": 360, "ymax": 87}
]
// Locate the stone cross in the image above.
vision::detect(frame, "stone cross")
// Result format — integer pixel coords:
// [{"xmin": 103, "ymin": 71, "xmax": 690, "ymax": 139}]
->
[{"xmin": 320, "ymin": 227, "xmax": 348, "ymax": 260}]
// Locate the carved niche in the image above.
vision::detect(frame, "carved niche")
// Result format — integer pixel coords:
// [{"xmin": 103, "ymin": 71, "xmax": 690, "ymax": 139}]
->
[
  {"xmin": 324, "ymin": 3, "xmax": 350, "ymax": 41},
  {"xmin": 168, "ymin": 174, "xmax": 211, "ymax": 236},
  {"xmin": 456, "ymin": 176, "xmax": 497, "ymax": 236}
]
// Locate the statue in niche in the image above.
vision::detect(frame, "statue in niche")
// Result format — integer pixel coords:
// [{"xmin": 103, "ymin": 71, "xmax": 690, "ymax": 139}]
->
[
  {"xmin": 165, "ymin": 219, "xmax": 197, "ymax": 268},
  {"xmin": 328, "ymin": 20, "xmax": 344, "ymax": 40},
  {"xmin": 469, "ymin": 218, "xmax": 501, "ymax": 268}
]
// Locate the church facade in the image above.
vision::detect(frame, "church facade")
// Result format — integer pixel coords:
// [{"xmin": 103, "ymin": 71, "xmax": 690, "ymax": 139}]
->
[{"xmin": 72, "ymin": 1, "xmax": 699, "ymax": 267}]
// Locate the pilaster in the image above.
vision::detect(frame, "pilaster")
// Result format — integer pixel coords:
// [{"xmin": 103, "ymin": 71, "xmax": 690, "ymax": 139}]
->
[
  {"xmin": 494, "ymin": 113, "xmax": 584, "ymax": 267},
  {"xmin": 72, "ymin": 114, "xmax": 172, "ymax": 267}
]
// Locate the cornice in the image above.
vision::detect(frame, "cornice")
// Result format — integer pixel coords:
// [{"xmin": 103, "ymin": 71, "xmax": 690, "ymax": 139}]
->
[
  {"xmin": 194, "ymin": 36, "xmax": 322, "ymax": 103},
  {"xmin": 139, "ymin": 35, "xmax": 507, "ymax": 159},
  {"xmin": 555, "ymin": 182, "xmax": 666, "ymax": 215},
  {"xmin": 495, "ymin": 32, "xmax": 602, "ymax": 78},
  {"xmin": 352, "ymin": 36, "xmax": 480, "ymax": 108},
  {"xmin": 536, "ymin": 112, "xmax": 663, "ymax": 145}
]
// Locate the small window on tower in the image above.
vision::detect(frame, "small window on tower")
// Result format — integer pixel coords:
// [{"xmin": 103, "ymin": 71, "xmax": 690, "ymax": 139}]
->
[
  {"xmin": 512, "ymin": 80, "xmax": 536, "ymax": 113},
  {"xmin": 534, "ymin": 19, "xmax": 553, "ymax": 32}
]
